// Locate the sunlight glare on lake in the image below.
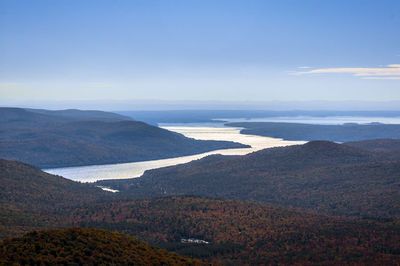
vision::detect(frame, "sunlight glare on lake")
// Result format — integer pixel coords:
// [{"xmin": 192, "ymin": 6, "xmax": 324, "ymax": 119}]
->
[
  {"xmin": 162, "ymin": 126, "xmax": 306, "ymax": 155},
  {"xmin": 44, "ymin": 126, "xmax": 305, "ymax": 182}
]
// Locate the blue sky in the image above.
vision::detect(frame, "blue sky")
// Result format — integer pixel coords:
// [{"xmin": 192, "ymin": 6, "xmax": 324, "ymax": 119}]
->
[{"xmin": 1, "ymin": 0, "xmax": 399, "ymax": 107}]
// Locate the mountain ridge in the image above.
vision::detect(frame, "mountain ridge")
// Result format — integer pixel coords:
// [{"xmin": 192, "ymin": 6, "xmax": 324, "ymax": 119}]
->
[
  {"xmin": 0, "ymin": 227, "xmax": 206, "ymax": 265},
  {"xmin": 1, "ymin": 159, "xmax": 399, "ymax": 264},
  {"xmin": 98, "ymin": 140, "xmax": 400, "ymax": 217},
  {"xmin": 0, "ymin": 107, "xmax": 247, "ymax": 168},
  {"xmin": 227, "ymin": 121, "xmax": 400, "ymax": 142}
]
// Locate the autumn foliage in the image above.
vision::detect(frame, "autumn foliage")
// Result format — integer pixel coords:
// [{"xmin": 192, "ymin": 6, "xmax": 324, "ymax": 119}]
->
[
  {"xmin": 71, "ymin": 197, "xmax": 400, "ymax": 265},
  {"xmin": 0, "ymin": 227, "xmax": 208, "ymax": 265}
]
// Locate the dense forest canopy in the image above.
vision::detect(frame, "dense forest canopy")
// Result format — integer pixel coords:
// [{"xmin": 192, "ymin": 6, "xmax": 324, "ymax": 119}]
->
[
  {"xmin": 0, "ymin": 228, "xmax": 206, "ymax": 265},
  {"xmin": 98, "ymin": 140, "xmax": 400, "ymax": 218}
]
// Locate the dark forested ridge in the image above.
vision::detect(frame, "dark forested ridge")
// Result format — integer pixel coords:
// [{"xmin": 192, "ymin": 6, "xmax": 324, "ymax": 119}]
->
[
  {"xmin": 345, "ymin": 138, "xmax": 400, "ymax": 152},
  {"xmin": 98, "ymin": 141, "xmax": 400, "ymax": 217},
  {"xmin": 0, "ymin": 159, "xmax": 107, "ymax": 210},
  {"xmin": 227, "ymin": 121, "xmax": 400, "ymax": 142},
  {"xmin": 2, "ymin": 115, "xmax": 400, "ymax": 264},
  {"xmin": 0, "ymin": 228, "xmax": 207, "ymax": 265},
  {"xmin": 0, "ymin": 159, "xmax": 109, "ymax": 206},
  {"xmin": 0, "ymin": 107, "xmax": 247, "ymax": 168},
  {"xmin": 71, "ymin": 197, "xmax": 400, "ymax": 265},
  {"xmin": 0, "ymin": 107, "xmax": 133, "ymax": 125},
  {"xmin": 26, "ymin": 108, "xmax": 134, "ymax": 122},
  {"xmin": 0, "ymin": 159, "xmax": 109, "ymax": 238},
  {"xmin": 1, "ymin": 160, "xmax": 399, "ymax": 264}
]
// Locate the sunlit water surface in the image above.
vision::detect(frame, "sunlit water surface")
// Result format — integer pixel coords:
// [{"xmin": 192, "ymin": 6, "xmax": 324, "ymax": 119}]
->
[{"xmin": 44, "ymin": 126, "xmax": 305, "ymax": 182}]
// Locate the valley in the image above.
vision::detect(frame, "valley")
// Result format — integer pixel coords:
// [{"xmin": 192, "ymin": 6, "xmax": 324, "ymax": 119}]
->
[
  {"xmin": 0, "ymin": 108, "xmax": 247, "ymax": 169},
  {"xmin": 45, "ymin": 125, "xmax": 304, "ymax": 182},
  {"xmin": 1, "ymin": 108, "xmax": 400, "ymax": 265},
  {"xmin": 97, "ymin": 140, "xmax": 400, "ymax": 217},
  {"xmin": 2, "ymin": 1, "xmax": 400, "ymax": 264}
]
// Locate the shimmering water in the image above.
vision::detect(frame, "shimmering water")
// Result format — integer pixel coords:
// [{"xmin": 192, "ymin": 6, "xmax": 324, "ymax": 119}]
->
[{"xmin": 44, "ymin": 126, "xmax": 305, "ymax": 182}]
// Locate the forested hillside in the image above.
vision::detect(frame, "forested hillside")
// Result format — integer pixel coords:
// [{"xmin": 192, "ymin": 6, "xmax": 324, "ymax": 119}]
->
[
  {"xmin": 0, "ymin": 108, "xmax": 247, "ymax": 168},
  {"xmin": 227, "ymin": 121, "xmax": 400, "ymax": 142},
  {"xmin": 0, "ymin": 228, "xmax": 206, "ymax": 265},
  {"xmin": 0, "ymin": 159, "xmax": 107, "ymax": 210},
  {"xmin": 0, "ymin": 107, "xmax": 132, "ymax": 125},
  {"xmin": 98, "ymin": 141, "xmax": 400, "ymax": 217},
  {"xmin": 26, "ymin": 108, "xmax": 133, "ymax": 122},
  {"xmin": 71, "ymin": 197, "xmax": 400, "ymax": 265},
  {"xmin": 345, "ymin": 138, "xmax": 400, "ymax": 152},
  {"xmin": 0, "ymin": 159, "xmax": 109, "ymax": 238},
  {"xmin": 1, "ymin": 160, "xmax": 399, "ymax": 264}
]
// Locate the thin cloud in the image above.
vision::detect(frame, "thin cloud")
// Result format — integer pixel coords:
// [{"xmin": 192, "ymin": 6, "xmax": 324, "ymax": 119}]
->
[
  {"xmin": 361, "ymin": 76, "xmax": 400, "ymax": 80},
  {"xmin": 297, "ymin": 64, "xmax": 400, "ymax": 79},
  {"xmin": 297, "ymin": 66, "xmax": 312, "ymax": 69}
]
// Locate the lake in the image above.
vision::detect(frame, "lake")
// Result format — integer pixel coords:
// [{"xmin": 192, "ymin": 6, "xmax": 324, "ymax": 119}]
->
[
  {"xmin": 44, "ymin": 125, "xmax": 305, "ymax": 182},
  {"xmin": 45, "ymin": 115, "xmax": 397, "ymax": 183}
]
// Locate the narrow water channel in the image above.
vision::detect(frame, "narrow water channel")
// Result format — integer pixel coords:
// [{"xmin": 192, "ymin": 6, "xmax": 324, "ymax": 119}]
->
[{"xmin": 44, "ymin": 126, "xmax": 305, "ymax": 182}]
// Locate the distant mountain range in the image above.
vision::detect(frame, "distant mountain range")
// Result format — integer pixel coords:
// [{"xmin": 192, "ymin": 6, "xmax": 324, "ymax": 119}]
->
[
  {"xmin": 119, "ymin": 109, "xmax": 400, "ymax": 124},
  {"xmin": 0, "ymin": 107, "xmax": 247, "ymax": 168},
  {"xmin": 0, "ymin": 107, "xmax": 132, "ymax": 124},
  {"xmin": 227, "ymin": 121, "xmax": 400, "ymax": 142},
  {"xmin": 98, "ymin": 140, "xmax": 400, "ymax": 217}
]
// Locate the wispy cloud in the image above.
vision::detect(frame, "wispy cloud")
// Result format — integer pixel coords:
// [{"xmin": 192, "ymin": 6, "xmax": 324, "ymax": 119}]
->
[
  {"xmin": 296, "ymin": 64, "xmax": 400, "ymax": 80},
  {"xmin": 297, "ymin": 66, "xmax": 312, "ymax": 69},
  {"xmin": 362, "ymin": 76, "xmax": 400, "ymax": 80}
]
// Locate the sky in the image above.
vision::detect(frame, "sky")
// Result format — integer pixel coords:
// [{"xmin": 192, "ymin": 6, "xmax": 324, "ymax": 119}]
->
[{"xmin": 0, "ymin": 0, "xmax": 400, "ymax": 109}]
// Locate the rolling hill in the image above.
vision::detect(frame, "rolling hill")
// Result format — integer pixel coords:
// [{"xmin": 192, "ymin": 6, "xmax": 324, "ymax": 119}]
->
[
  {"xmin": 345, "ymin": 138, "xmax": 400, "ymax": 152},
  {"xmin": 0, "ymin": 107, "xmax": 247, "ymax": 168},
  {"xmin": 71, "ymin": 196, "xmax": 400, "ymax": 265},
  {"xmin": 0, "ymin": 159, "xmax": 107, "ymax": 210},
  {"xmin": 98, "ymin": 141, "xmax": 400, "ymax": 217},
  {"xmin": 227, "ymin": 121, "xmax": 400, "ymax": 142},
  {"xmin": 26, "ymin": 108, "xmax": 134, "ymax": 122},
  {"xmin": 0, "ymin": 159, "xmax": 109, "ymax": 238},
  {"xmin": 0, "ymin": 107, "xmax": 132, "ymax": 125},
  {"xmin": 1, "ymin": 160, "xmax": 399, "ymax": 264},
  {"xmin": 0, "ymin": 228, "xmax": 206, "ymax": 265}
]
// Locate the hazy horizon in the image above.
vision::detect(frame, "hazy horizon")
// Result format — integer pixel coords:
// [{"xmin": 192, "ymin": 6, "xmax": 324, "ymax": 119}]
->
[{"xmin": 2, "ymin": 99, "xmax": 400, "ymax": 112}]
